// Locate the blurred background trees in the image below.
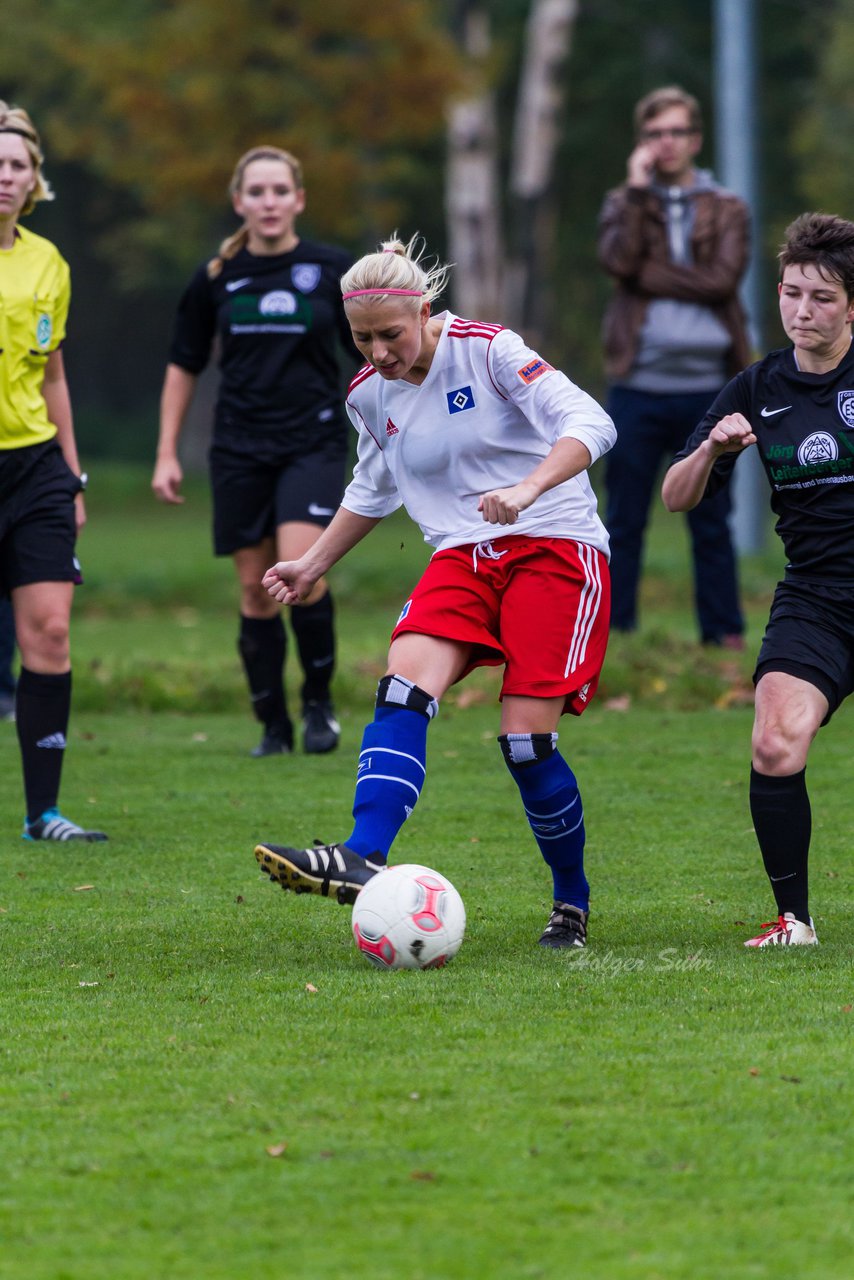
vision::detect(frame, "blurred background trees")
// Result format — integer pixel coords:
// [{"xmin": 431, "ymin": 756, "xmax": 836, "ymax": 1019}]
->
[{"xmin": 0, "ymin": 0, "xmax": 843, "ymax": 461}]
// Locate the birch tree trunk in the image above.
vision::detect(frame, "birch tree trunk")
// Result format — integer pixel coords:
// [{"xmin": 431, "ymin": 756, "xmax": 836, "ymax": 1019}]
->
[
  {"xmin": 445, "ymin": 1, "xmax": 504, "ymax": 319},
  {"xmin": 504, "ymin": 0, "xmax": 578, "ymax": 343}
]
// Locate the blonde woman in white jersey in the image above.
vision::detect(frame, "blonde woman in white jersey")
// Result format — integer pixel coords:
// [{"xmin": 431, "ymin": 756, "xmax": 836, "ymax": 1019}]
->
[{"xmin": 254, "ymin": 235, "xmax": 615, "ymax": 949}]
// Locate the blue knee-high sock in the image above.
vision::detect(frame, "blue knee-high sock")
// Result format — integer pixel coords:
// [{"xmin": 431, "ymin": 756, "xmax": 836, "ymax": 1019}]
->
[
  {"xmin": 345, "ymin": 705, "xmax": 429, "ymax": 859},
  {"xmin": 500, "ymin": 734, "xmax": 589, "ymax": 911}
]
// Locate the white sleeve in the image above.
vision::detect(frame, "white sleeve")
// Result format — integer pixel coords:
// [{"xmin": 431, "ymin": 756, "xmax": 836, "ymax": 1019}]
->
[
  {"xmin": 340, "ymin": 400, "xmax": 404, "ymax": 519},
  {"xmin": 488, "ymin": 329, "xmax": 616, "ymax": 464}
]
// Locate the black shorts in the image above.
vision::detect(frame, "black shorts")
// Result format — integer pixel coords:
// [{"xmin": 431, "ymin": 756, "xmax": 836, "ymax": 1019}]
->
[
  {"xmin": 209, "ymin": 444, "xmax": 347, "ymax": 556},
  {"xmin": 0, "ymin": 440, "xmax": 82, "ymax": 597},
  {"xmin": 754, "ymin": 578, "xmax": 854, "ymax": 718}
]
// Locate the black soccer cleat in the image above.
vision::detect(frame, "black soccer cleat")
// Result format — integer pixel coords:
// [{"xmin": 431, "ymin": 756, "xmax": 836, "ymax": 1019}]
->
[
  {"xmin": 302, "ymin": 700, "xmax": 340, "ymax": 754},
  {"xmin": 22, "ymin": 807, "xmax": 108, "ymax": 843},
  {"xmin": 538, "ymin": 901, "xmax": 588, "ymax": 949},
  {"xmin": 254, "ymin": 840, "xmax": 384, "ymax": 905},
  {"xmin": 250, "ymin": 724, "xmax": 294, "ymax": 758}
]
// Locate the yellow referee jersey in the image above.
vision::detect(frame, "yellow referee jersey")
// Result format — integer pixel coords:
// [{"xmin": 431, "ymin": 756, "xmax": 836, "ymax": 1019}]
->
[{"xmin": 0, "ymin": 224, "xmax": 70, "ymax": 450}]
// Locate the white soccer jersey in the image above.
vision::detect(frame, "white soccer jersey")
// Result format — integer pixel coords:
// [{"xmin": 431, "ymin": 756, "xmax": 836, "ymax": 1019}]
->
[{"xmin": 342, "ymin": 312, "xmax": 615, "ymax": 555}]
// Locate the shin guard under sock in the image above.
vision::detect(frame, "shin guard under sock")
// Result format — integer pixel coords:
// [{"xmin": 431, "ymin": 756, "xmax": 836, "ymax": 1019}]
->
[
  {"xmin": 345, "ymin": 676, "xmax": 436, "ymax": 859},
  {"xmin": 17, "ymin": 667, "xmax": 72, "ymax": 822},
  {"xmin": 749, "ymin": 766, "xmax": 811, "ymax": 922},
  {"xmin": 500, "ymin": 733, "xmax": 589, "ymax": 912}
]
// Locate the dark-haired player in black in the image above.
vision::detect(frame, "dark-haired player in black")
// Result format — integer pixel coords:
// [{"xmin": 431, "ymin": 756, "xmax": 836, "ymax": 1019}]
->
[
  {"xmin": 152, "ymin": 146, "xmax": 358, "ymax": 757},
  {"xmin": 663, "ymin": 212, "xmax": 854, "ymax": 947}
]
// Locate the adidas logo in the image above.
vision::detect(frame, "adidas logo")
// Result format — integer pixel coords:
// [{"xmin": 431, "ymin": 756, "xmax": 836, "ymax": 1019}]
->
[
  {"xmin": 36, "ymin": 733, "xmax": 66, "ymax": 749},
  {"xmin": 386, "ymin": 417, "xmax": 399, "ymax": 437}
]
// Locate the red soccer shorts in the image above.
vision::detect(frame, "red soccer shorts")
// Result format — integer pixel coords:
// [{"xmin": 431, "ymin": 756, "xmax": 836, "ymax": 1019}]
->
[{"xmin": 390, "ymin": 535, "xmax": 610, "ymax": 716}]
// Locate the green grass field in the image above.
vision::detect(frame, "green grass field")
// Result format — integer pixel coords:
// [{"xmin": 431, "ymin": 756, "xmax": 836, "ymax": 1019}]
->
[{"xmin": 1, "ymin": 467, "xmax": 852, "ymax": 1279}]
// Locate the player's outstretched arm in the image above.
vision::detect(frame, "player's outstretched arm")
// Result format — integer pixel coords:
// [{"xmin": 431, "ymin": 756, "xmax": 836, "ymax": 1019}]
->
[
  {"xmin": 662, "ymin": 412, "xmax": 756, "ymax": 512},
  {"xmin": 478, "ymin": 437, "xmax": 593, "ymax": 526},
  {"xmin": 263, "ymin": 506, "xmax": 382, "ymax": 604}
]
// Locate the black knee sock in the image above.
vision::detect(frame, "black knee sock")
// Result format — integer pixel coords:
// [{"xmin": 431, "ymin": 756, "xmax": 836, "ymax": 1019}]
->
[
  {"xmin": 16, "ymin": 667, "xmax": 71, "ymax": 822},
  {"xmin": 237, "ymin": 614, "xmax": 290, "ymax": 733},
  {"xmin": 749, "ymin": 766, "xmax": 811, "ymax": 922},
  {"xmin": 290, "ymin": 590, "xmax": 335, "ymax": 704}
]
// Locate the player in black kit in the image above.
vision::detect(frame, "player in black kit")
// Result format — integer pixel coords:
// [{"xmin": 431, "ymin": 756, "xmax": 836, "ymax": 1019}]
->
[
  {"xmin": 153, "ymin": 146, "xmax": 358, "ymax": 756},
  {"xmin": 663, "ymin": 212, "xmax": 854, "ymax": 947}
]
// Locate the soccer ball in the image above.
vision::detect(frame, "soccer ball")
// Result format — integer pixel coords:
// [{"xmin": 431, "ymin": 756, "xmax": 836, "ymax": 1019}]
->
[{"xmin": 351, "ymin": 864, "xmax": 466, "ymax": 970}]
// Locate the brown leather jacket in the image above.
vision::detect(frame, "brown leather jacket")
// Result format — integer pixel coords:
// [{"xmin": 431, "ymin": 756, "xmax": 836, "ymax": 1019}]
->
[{"xmin": 597, "ymin": 183, "xmax": 752, "ymax": 382}]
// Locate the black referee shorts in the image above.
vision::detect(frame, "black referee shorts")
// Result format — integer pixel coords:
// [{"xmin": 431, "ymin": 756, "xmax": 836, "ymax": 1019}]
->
[
  {"xmin": 0, "ymin": 440, "xmax": 82, "ymax": 597},
  {"xmin": 754, "ymin": 578, "xmax": 854, "ymax": 719},
  {"xmin": 209, "ymin": 444, "xmax": 348, "ymax": 556}
]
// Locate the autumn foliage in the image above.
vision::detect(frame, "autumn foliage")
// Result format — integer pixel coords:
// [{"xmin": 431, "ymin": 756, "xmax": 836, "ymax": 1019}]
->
[{"xmin": 3, "ymin": 0, "xmax": 463, "ymax": 272}]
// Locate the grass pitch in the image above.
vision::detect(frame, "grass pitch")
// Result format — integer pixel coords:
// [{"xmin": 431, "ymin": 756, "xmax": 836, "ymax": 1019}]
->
[{"xmin": 1, "ymin": 467, "xmax": 852, "ymax": 1279}]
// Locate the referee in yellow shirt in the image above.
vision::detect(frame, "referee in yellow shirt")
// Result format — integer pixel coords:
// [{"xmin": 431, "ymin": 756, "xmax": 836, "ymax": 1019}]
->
[{"xmin": 0, "ymin": 100, "xmax": 106, "ymax": 841}]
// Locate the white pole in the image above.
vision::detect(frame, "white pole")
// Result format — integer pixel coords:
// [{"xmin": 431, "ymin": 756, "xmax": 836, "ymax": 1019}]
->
[{"xmin": 714, "ymin": 0, "xmax": 767, "ymax": 552}]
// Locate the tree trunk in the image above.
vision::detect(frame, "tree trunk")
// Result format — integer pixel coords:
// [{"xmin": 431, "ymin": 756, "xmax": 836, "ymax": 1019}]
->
[
  {"xmin": 505, "ymin": 0, "xmax": 578, "ymax": 345},
  {"xmin": 445, "ymin": 1, "xmax": 504, "ymax": 320}
]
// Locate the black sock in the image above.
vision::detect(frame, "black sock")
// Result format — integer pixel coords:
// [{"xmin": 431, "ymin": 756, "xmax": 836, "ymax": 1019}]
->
[
  {"xmin": 290, "ymin": 590, "xmax": 335, "ymax": 704},
  {"xmin": 16, "ymin": 667, "xmax": 71, "ymax": 822},
  {"xmin": 749, "ymin": 766, "xmax": 811, "ymax": 922},
  {"xmin": 237, "ymin": 614, "xmax": 290, "ymax": 733}
]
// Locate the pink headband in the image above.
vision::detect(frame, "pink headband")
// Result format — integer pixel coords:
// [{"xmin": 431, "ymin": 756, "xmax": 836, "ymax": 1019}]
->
[{"xmin": 342, "ymin": 288, "xmax": 423, "ymax": 300}]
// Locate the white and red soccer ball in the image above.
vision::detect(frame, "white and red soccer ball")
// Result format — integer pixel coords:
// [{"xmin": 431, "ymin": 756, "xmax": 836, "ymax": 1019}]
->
[{"xmin": 351, "ymin": 864, "xmax": 466, "ymax": 970}]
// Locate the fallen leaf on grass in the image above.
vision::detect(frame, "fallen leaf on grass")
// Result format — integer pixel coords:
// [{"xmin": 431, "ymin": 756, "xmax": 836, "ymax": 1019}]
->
[
  {"xmin": 842, "ymin": 1005, "xmax": 852, "ymax": 1014},
  {"xmin": 305, "ymin": 983, "xmax": 318, "ymax": 994},
  {"xmin": 78, "ymin": 981, "xmax": 100, "ymax": 988},
  {"xmin": 780, "ymin": 1075, "xmax": 802, "ymax": 1084},
  {"xmin": 73, "ymin": 885, "xmax": 95, "ymax": 893},
  {"xmin": 715, "ymin": 682, "xmax": 755, "ymax": 710},
  {"xmin": 266, "ymin": 1143, "xmax": 288, "ymax": 1158},
  {"xmin": 410, "ymin": 1170, "xmax": 436, "ymax": 1181},
  {"xmin": 604, "ymin": 695, "xmax": 631, "ymax": 712},
  {"xmin": 749, "ymin": 1067, "xmax": 760, "ymax": 1076},
  {"xmin": 452, "ymin": 687, "xmax": 490, "ymax": 709}
]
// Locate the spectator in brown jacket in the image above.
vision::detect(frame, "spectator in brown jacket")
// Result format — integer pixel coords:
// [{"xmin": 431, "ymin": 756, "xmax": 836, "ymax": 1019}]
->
[{"xmin": 598, "ymin": 85, "xmax": 751, "ymax": 646}]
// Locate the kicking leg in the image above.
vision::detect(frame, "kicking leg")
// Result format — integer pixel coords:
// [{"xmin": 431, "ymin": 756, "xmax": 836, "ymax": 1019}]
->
[{"xmin": 254, "ymin": 634, "xmax": 470, "ymax": 903}]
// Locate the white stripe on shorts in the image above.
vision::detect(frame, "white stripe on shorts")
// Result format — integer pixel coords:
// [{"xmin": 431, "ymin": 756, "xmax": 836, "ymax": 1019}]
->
[{"xmin": 565, "ymin": 541, "xmax": 602, "ymax": 677}]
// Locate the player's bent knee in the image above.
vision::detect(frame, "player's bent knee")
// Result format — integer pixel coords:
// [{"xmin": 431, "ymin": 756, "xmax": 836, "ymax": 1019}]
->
[
  {"xmin": 376, "ymin": 673, "xmax": 439, "ymax": 720},
  {"xmin": 751, "ymin": 729, "xmax": 809, "ymax": 777}
]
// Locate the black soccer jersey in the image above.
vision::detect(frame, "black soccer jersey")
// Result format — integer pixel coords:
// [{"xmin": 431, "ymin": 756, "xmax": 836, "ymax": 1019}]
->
[
  {"xmin": 168, "ymin": 239, "xmax": 358, "ymax": 459},
  {"xmin": 674, "ymin": 343, "xmax": 854, "ymax": 582}
]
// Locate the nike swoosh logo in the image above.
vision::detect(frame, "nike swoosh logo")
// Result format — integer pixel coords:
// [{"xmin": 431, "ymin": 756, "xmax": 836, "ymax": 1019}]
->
[
  {"xmin": 308, "ymin": 502, "xmax": 335, "ymax": 517},
  {"xmin": 760, "ymin": 405, "xmax": 793, "ymax": 418},
  {"xmin": 225, "ymin": 277, "xmax": 252, "ymax": 293}
]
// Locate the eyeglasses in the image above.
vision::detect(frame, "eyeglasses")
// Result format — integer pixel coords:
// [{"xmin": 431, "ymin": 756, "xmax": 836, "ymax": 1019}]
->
[{"xmin": 641, "ymin": 127, "xmax": 697, "ymax": 141}]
